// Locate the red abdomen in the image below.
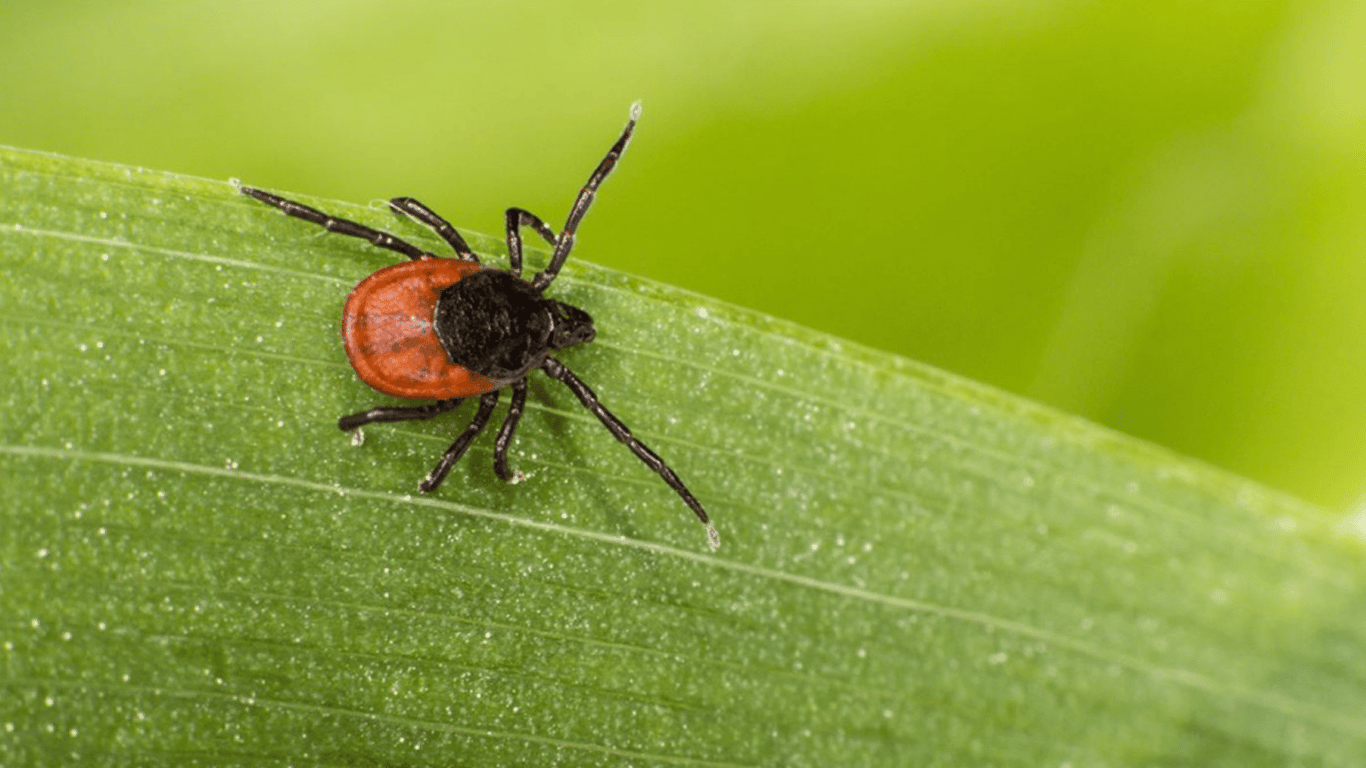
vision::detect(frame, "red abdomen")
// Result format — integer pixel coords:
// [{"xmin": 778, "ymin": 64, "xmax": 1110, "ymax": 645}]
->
[{"xmin": 341, "ymin": 258, "xmax": 502, "ymax": 400}]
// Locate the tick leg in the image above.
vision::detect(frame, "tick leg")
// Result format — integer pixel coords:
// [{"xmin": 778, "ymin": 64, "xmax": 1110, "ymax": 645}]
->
[
  {"xmin": 420, "ymin": 390, "xmax": 500, "ymax": 493},
  {"xmin": 338, "ymin": 398, "xmax": 463, "ymax": 431},
  {"xmin": 492, "ymin": 379, "xmax": 529, "ymax": 481},
  {"xmin": 389, "ymin": 197, "xmax": 479, "ymax": 262},
  {"xmin": 505, "ymin": 208, "xmax": 558, "ymax": 278},
  {"xmin": 241, "ymin": 187, "xmax": 430, "ymax": 261},
  {"xmin": 531, "ymin": 102, "xmax": 640, "ymax": 293},
  {"xmin": 541, "ymin": 357, "xmax": 718, "ymax": 548}
]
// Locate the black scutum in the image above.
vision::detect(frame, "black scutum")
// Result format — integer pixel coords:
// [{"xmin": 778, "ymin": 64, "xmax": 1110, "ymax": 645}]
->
[{"xmin": 433, "ymin": 271, "xmax": 555, "ymax": 380}]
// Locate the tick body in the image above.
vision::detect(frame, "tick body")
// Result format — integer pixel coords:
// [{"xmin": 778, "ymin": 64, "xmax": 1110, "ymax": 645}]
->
[
  {"xmin": 342, "ymin": 257, "xmax": 498, "ymax": 399},
  {"xmin": 241, "ymin": 104, "xmax": 718, "ymax": 548}
]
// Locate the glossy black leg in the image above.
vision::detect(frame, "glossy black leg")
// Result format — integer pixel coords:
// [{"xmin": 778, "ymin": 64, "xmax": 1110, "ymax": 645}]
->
[
  {"xmin": 389, "ymin": 197, "xmax": 479, "ymax": 261},
  {"xmin": 492, "ymin": 379, "xmax": 529, "ymax": 481},
  {"xmin": 541, "ymin": 356, "xmax": 717, "ymax": 547},
  {"xmin": 240, "ymin": 187, "xmax": 429, "ymax": 261},
  {"xmin": 419, "ymin": 390, "xmax": 500, "ymax": 492},
  {"xmin": 338, "ymin": 398, "xmax": 463, "ymax": 432},
  {"xmin": 505, "ymin": 207, "xmax": 558, "ymax": 277},
  {"xmin": 531, "ymin": 102, "xmax": 639, "ymax": 292}
]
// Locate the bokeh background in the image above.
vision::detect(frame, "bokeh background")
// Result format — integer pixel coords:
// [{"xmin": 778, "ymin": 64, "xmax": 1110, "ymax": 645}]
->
[{"xmin": 1, "ymin": 1, "xmax": 1362, "ymax": 511}]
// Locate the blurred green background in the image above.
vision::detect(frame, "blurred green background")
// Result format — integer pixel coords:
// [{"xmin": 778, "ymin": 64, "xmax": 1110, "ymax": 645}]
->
[{"xmin": 1, "ymin": 0, "xmax": 1362, "ymax": 511}]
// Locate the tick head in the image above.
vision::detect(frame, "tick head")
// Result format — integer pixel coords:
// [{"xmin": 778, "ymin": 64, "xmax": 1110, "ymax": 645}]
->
[{"xmin": 549, "ymin": 301, "xmax": 596, "ymax": 349}]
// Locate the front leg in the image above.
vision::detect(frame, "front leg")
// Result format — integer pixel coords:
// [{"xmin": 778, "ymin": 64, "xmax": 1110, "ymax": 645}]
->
[
  {"xmin": 531, "ymin": 102, "xmax": 639, "ymax": 292},
  {"xmin": 541, "ymin": 357, "xmax": 718, "ymax": 548}
]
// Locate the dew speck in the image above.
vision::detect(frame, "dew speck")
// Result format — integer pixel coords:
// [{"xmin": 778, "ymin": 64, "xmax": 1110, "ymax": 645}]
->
[
  {"xmin": 988, "ymin": 652, "xmax": 1008, "ymax": 665},
  {"xmin": 98, "ymin": 211, "xmax": 108, "ymax": 220},
  {"xmin": 695, "ymin": 307, "xmax": 709, "ymax": 319},
  {"xmin": 100, "ymin": 253, "xmax": 110, "ymax": 262}
]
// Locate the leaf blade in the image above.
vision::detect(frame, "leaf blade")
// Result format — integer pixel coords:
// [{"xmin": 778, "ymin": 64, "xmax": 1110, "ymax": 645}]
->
[{"xmin": 2, "ymin": 146, "xmax": 1363, "ymax": 766}]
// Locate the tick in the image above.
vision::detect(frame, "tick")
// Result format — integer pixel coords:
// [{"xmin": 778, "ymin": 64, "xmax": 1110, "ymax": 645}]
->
[{"xmin": 241, "ymin": 104, "xmax": 718, "ymax": 548}]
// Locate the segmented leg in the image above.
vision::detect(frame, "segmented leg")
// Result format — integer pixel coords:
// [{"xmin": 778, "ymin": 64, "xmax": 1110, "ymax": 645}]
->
[
  {"xmin": 541, "ymin": 356, "xmax": 717, "ymax": 548},
  {"xmin": 492, "ymin": 379, "xmax": 529, "ymax": 481},
  {"xmin": 505, "ymin": 207, "xmax": 557, "ymax": 277},
  {"xmin": 531, "ymin": 102, "xmax": 640, "ymax": 292},
  {"xmin": 338, "ymin": 398, "xmax": 463, "ymax": 431},
  {"xmin": 419, "ymin": 390, "xmax": 500, "ymax": 493},
  {"xmin": 389, "ymin": 197, "xmax": 479, "ymax": 261},
  {"xmin": 240, "ymin": 187, "xmax": 429, "ymax": 261}
]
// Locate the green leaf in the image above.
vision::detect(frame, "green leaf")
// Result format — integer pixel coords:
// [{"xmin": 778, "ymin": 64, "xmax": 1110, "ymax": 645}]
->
[{"xmin": 3, "ymin": 145, "xmax": 1363, "ymax": 766}]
